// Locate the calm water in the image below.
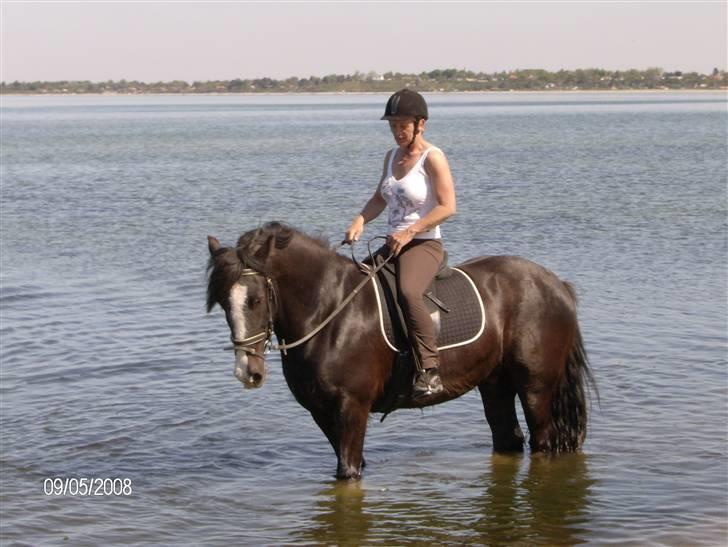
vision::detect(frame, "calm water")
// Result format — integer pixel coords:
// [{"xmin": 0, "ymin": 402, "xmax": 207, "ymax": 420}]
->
[{"xmin": 1, "ymin": 92, "xmax": 726, "ymax": 545}]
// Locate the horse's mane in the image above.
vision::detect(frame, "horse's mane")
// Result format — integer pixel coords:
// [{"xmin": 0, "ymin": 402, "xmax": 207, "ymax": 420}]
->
[{"xmin": 206, "ymin": 221, "xmax": 339, "ymax": 311}]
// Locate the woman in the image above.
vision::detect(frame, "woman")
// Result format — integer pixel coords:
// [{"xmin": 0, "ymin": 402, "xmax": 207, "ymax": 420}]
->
[{"xmin": 344, "ymin": 89, "xmax": 456, "ymax": 398}]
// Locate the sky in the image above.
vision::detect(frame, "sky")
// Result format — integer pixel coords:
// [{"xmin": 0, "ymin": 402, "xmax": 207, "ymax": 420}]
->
[{"xmin": 1, "ymin": 1, "xmax": 726, "ymax": 82}]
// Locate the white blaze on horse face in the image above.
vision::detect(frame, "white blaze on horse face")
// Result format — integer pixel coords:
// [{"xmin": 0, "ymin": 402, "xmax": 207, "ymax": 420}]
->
[{"xmin": 228, "ymin": 283, "xmax": 249, "ymax": 380}]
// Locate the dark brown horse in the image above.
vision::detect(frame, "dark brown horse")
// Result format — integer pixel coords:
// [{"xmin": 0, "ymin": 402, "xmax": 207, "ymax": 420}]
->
[{"xmin": 206, "ymin": 222, "xmax": 595, "ymax": 479}]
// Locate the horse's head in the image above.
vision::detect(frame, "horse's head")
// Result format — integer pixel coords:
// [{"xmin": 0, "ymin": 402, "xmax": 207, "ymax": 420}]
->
[{"xmin": 206, "ymin": 227, "xmax": 288, "ymax": 389}]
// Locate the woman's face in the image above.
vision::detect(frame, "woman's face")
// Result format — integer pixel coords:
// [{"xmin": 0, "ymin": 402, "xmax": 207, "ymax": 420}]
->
[{"xmin": 388, "ymin": 118, "xmax": 424, "ymax": 147}]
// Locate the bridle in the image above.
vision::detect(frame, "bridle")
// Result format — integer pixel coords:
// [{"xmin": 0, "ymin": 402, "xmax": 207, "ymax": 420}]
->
[
  {"xmin": 224, "ymin": 269, "xmax": 277, "ymax": 357},
  {"xmin": 222, "ymin": 240, "xmax": 394, "ymax": 358}
]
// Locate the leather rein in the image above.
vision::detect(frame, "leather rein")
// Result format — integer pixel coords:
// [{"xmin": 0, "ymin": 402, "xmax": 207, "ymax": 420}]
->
[{"xmin": 224, "ymin": 240, "xmax": 393, "ymax": 357}]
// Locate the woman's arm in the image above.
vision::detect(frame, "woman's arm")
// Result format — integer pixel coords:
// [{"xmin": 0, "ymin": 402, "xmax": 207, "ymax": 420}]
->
[
  {"xmin": 388, "ymin": 149, "xmax": 456, "ymax": 255},
  {"xmin": 344, "ymin": 151, "xmax": 391, "ymax": 243}
]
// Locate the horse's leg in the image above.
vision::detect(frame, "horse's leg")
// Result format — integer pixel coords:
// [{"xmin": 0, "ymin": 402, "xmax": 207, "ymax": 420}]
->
[
  {"xmin": 513, "ymin": 353, "xmax": 565, "ymax": 453},
  {"xmin": 516, "ymin": 352, "xmax": 588, "ymax": 454},
  {"xmin": 335, "ymin": 396, "xmax": 370, "ymax": 480},
  {"xmin": 310, "ymin": 408, "xmax": 340, "ymax": 459},
  {"xmin": 312, "ymin": 405, "xmax": 368, "ymax": 471},
  {"xmin": 478, "ymin": 367, "xmax": 525, "ymax": 452},
  {"xmin": 516, "ymin": 376, "xmax": 557, "ymax": 453}
]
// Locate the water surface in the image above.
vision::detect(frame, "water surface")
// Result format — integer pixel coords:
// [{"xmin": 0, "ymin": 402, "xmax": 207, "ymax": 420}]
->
[{"xmin": 1, "ymin": 92, "xmax": 726, "ymax": 545}]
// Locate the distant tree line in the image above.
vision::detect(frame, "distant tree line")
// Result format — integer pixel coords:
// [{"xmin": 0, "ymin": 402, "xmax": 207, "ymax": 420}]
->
[{"xmin": 2, "ymin": 68, "xmax": 726, "ymax": 94}]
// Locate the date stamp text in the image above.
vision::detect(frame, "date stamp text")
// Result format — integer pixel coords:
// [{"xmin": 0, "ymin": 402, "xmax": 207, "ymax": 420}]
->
[{"xmin": 43, "ymin": 478, "xmax": 133, "ymax": 496}]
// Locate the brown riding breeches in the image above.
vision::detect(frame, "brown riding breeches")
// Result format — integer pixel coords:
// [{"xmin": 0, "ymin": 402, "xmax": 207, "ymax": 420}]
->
[{"xmin": 395, "ymin": 239, "xmax": 444, "ymax": 370}]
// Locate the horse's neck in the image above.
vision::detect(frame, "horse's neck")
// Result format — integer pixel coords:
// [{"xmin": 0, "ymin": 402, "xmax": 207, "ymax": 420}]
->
[{"xmin": 271, "ymin": 240, "xmax": 360, "ymax": 338}]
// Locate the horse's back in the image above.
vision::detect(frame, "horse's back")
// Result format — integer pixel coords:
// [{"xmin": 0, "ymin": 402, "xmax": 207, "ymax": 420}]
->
[
  {"xmin": 458, "ymin": 255, "xmax": 576, "ymax": 308},
  {"xmin": 458, "ymin": 255, "xmax": 579, "ymax": 359}
]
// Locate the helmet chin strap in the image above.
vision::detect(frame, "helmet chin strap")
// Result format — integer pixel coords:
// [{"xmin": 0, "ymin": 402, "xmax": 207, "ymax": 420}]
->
[{"xmin": 407, "ymin": 117, "xmax": 422, "ymax": 149}]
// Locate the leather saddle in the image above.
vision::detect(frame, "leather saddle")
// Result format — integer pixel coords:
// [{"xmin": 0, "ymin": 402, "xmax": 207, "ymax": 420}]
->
[{"xmin": 367, "ymin": 250, "xmax": 486, "ymax": 355}]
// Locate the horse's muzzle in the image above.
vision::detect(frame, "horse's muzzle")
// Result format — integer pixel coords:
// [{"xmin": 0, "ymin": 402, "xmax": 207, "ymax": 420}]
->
[{"xmin": 234, "ymin": 354, "xmax": 267, "ymax": 389}]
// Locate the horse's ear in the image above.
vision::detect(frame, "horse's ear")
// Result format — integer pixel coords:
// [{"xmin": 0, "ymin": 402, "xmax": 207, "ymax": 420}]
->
[
  {"xmin": 208, "ymin": 236, "xmax": 222, "ymax": 255},
  {"xmin": 251, "ymin": 234, "xmax": 277, "ymax": 261},
  {"xmin": 261, "ymin": 234, "xmax": 277, "ymax": 259}
]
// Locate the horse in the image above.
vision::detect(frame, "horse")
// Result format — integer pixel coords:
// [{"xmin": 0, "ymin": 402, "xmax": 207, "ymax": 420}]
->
[{"xmin": 206, "ymin": 222, "xmax": 595, "ymax": 480}]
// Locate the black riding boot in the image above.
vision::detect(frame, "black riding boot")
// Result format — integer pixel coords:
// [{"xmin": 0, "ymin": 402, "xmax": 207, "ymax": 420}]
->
[{"xmin": 413, "ymin": 366, "xmax": 443, "ymax": 398}]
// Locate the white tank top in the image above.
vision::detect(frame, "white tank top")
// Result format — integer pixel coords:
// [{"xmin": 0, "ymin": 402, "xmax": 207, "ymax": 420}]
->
[{"xmin": 379, "ymin": 147, "xmax": 442, "ymax": 239}]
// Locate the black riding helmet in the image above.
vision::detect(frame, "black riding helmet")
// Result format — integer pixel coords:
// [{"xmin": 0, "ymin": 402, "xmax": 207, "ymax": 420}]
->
[
  {"xmin": 381, "ymin": 89, "xmax": 428, "ymax": 148},
  {"xmin": 381, "ymin": 89, "xmax": 429, "ymax": 120}
]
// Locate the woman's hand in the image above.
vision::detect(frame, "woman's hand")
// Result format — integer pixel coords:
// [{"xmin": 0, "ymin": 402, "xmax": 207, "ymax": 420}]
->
[
  {"xmin": 388, "ymin": 227, "xmax": 417, "ymax": 256},
  {"xmin": 344, "ymin": 215, "xmax": 365, "ymax": 244}
]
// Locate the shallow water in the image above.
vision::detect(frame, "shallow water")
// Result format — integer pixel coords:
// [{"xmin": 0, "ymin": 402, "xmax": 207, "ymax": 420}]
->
[{"xmin": 1, "ymin": 92, "xmax": 726, "ymax": 545}]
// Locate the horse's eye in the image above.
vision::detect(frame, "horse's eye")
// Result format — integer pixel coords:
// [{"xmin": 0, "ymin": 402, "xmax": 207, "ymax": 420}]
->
[{"xmin": 246, "ymin": 296, "xmax": 261, "ymax": 309}]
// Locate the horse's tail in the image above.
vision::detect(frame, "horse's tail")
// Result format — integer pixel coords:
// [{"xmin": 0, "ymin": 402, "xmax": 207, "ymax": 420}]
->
[{"xmin": 550, "ymin": 282, "xmax": 598, "ymax": 453}]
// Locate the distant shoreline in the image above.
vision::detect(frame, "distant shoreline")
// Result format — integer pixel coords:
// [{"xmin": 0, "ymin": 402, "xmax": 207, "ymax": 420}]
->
[
  {"xmin": 5, "ymin": 68, "xmax": 724, "ymax": 96},
  {"xmin": 3, "ymin": 88, "xmax": 726, "ymax": 98}
]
